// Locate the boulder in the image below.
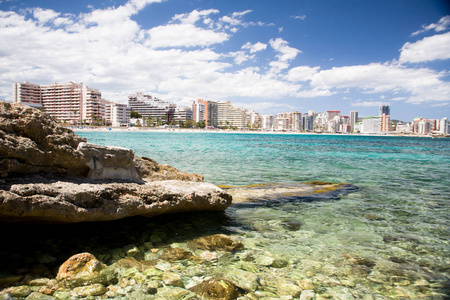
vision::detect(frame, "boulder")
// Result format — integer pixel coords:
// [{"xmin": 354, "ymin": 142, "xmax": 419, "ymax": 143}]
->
[{"xmin": 0, "ymin": 102, "xmax": 231, "ymax": 223}]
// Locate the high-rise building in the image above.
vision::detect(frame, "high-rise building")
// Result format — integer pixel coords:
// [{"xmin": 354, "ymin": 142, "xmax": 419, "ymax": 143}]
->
[
  {"xmin": 216, "ymin": 101, "xmax": 246, "ymax": 129},
  {"xmin": 326, "ymin": 110, "xmax": 341, "ymax": 120},
  {"xmin": 12, "ymin": 82, "xmax": 42, "ymax": 106},
  {"xmin": 13, "ymin": 81, "xmax": 105, "ymax": 124},
  {"xmin": 192, "ymin": 99, "xmax": 218, "ymax": 127},
  {"xmin": 105, "ymin": 101, "xmax": 130, "ymax": 127},
  {"xmin": 379, "ymin": 104, "xmax": 390, "ymax": 116},
  {"xmin": 440, "ymin": 118, "xmax": 449, "ymax": 134},
  {"xmin": 362, "ymin": 116, "xmax": 380, "ymax": 134},
  {"xmin": 301, "ymin": 115, "xmax": 314, "ymax": 131},
  {"xmin": 261, "ymin": 115, "xmax": 274, "ymax": 131},
  {"xmin": 350, "ymin": 110, "xmax": 358, "ymax": 132},
  {"xmin": 172, "ymin": 107, "xmax": 193, "ymax": 123},
  {"xmin": 379, "ymin": 104, "xmax": 390, "ymax": 132},
  {"xmin": 128, "ymin": 93, "xmax": 176, "ymax": 122}
]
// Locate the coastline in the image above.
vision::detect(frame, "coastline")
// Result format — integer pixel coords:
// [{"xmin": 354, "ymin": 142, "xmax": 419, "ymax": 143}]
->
[{"xmin": 69, "ymin": 126, "xmax": 448, "ymax": 138}]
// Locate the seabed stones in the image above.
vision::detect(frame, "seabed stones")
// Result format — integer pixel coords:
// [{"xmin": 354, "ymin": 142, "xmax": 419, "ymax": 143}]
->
[{"xmin": 0, "ymin": 232, "xmax": 314, "ymax": 300}]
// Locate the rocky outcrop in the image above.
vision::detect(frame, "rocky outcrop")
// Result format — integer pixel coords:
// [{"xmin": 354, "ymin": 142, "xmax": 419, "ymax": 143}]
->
[
  {"xmin": 0, "ymin": 177, "xmax": 231, "ymax": 223},
  {"xmin": 0, "ymin": 102, "xmax": 202, "ymax": 182},
  {"xmin": 0, "ymin": 102, "xmax": 231, "ymax": 223},
  {"xmin": 0, "ymin": 102, "xmax": 88, "ymax": 177}
]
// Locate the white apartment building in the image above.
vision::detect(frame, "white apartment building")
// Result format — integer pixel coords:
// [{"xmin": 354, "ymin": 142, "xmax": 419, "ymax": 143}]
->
[
  {"xmin": 105, "ymin": 101, "xmax": 130, "ymax": 127},
  {"xmin": 362, "ymin": 116, "xmax": 380, "ymax": 134},
  {"xmin": 172, "ymin": 107, "xmax": 193, "ymax": 123},
  {"xmin": 128, "ymin": 93, "xmax": 176, "ymax": 121},
  {"xmin": 260, "ymin": 115, "xmax": 274, "ymax": 131},
  {"xmin": 246, "ymin": 111, "xmax": 262, "ymax": 129},
  {"xmin": 314, "ymin": 112, "xmax": 328, "ymax": 132},
  {"xmin": 396, "ymin": 122, "xmax": 412, "ymax": 133},
  {"xmin": 216, "ymin": 101, "xmax": 246, "ymax": 129}
]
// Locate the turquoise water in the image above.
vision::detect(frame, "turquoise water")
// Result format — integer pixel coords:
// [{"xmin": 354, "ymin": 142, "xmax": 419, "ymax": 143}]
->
[{"xmin": 75, "ymin": 131, "xmax": 450, "ymax": 298}]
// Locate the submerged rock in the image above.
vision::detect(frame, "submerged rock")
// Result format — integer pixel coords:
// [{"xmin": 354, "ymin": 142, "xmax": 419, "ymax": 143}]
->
[
  {"xmin": 71, "ymin": 284, "xmax": 107, "ymax": 297},
  {"xmin": 221, "ymin": 268, "xmax": 259, "ymax": 292},
  {"xmin": 0, "ymin": 285, "xmax": 32, "ymax": 297},
  {"xmin": 224, "ymin": 182, "xmax": 355, "ymax": 204},
  {"xmin": 189, "ymin": 278, "xmax": 239, "ymax": 300},
  {"xmin": 0, "ymin": 102, "xmax": 231, "ymax": 223},
  {"xmin": 188, "ymin": 234, "xmax": 244, "ymax": 252},
  {"xmin": 159, "ymin": 247, "xmax": 193, "ymax": 261},
  {"xmin": 56, "ymin": 253, "xmax": 108, "ymax": 288}
]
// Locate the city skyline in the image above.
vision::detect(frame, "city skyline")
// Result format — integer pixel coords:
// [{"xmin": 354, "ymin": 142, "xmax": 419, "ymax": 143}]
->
[{"xmin": 0, "ymin": 0, "xmax": 449, "ymax": 121}]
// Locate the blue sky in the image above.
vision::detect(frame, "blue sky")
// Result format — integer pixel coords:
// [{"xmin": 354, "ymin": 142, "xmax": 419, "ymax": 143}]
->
[{"xmin": 0, "ymin": 0, "xmax": 449, "ymax": 121}]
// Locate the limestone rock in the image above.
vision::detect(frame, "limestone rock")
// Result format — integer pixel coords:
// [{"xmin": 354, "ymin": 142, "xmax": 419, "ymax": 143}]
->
[
  {"xmin": 0, "ymin": 285, "xmax": 32, "ymax": 297},
  {"xmin": 135, "ymin": 156, "xmax": 203, "ymax": 182},
  {"xmin": 76, "ymin": 142, "xmax": 142, "ymax": 181},
  {"xmin": 56, "ymin": 253, "xmax": 107, "ymax": 287},
  {"xmin": 25, "ymin": 292, "xmax": 55, "ymax": 300},
  {"xmin": 0, "ymin": 178, "xmax": 231, "ymax": 223},
  {"xmin": 159, "ymin": 247, "xmax": 193, "ymax": 261},
  {"xmin": 222, "ymin": 269, "xmax": 259, "ymax": 292},
  {"xmin": 162, "ymin": 272, "xmax": 184, "ymax": 287},
  {"xmin": 189, "ymin": 278, "xmax": 239, "ymax": 300},
  {"xmin": 71, "ymin": 284, "xmax": 107, "ymax": 297},
  {"xmin": 188, "ymin": 234, "xmax": 244, "ymax": 252},
  {"xmin": 0, "ymin": 102, "xmax": 88, "ymax": 177}
]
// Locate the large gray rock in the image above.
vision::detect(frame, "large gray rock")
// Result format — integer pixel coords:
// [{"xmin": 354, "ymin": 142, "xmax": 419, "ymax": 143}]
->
[
  {"xmin": 0, "ymin": 177, "xmax": 231, "ymax": 223},
  {"xmin": 0, "ymin": 102, "xmax": 230, "ymax": 223}
]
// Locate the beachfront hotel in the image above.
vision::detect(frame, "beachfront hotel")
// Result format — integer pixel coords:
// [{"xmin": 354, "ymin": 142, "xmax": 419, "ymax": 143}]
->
[
  {"xmin": 128, "ymin": 92, "xmax": 176, "ymax": 123},
  {"xmin": 12, "ymin": 81, "xmax": 105, "ymax": 124}
]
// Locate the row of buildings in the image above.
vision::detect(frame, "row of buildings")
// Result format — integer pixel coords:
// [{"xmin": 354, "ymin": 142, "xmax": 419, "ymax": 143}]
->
[{"xmin": 11, "ymin": 81, "xmax": 449, "ymax": 135}]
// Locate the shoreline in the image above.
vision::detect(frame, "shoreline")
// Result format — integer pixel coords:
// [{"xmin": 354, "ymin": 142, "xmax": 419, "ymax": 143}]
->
[{"xmin": 70, "ymin": 126, "xmax": 449, "ymax": 138}]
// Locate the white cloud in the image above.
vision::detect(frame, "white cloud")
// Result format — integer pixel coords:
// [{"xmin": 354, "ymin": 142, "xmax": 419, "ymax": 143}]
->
[
  {"xmin": 270, "ymin": 38, "xmax": 301, "ymax": 62},
  {"xmin": 286, "ymin": 66, "xmax": 320, "ymax": 82},
  {"xmin": 269, "ymin": 38, "xmax": 301, "ymax": 72},
  {"xmin": 412, "ymin": 15, "xmax": 450, "ymax": 36},
  {"xmin": 32, "ymin": 8, "xmax": 60, "ymax": 24},
  {"xmin": 293, "ymin": 15, "xmax": 306, "ymax": 20},
  {"xmin": 171, "ymin": 9, "xmax": 219, "ymax": 24},
  {"xmin": 147, "ymin": 23, "xmax": 229, "ymax": 48},
  {"xmin": 399, "ymin": 31, "xmax": 450, "ymax": 63},
  {"xmin": 227, "ymin": 51, "xmax": 254, "ymax": 65},
  {"xmin": 309, "ymin": 63, "xmax": 450, "ymax": 103},
  {"xmin": 220, "ymin": 10, "xmax": 252, "ymax": 26},
  {"xmin": 241, "ymin": 41, "xmax": 267, "ymax": 53}
]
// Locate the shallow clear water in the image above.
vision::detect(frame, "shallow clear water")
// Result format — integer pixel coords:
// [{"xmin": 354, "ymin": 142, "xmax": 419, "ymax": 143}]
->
[{"xmin": 69, "ymin": 131, "xmax": 450, "ymax": 298}]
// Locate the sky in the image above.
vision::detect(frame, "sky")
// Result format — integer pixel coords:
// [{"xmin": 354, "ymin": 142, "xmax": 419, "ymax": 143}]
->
[{"xmin": 0, "ymin": 0, "xmax": 449, "ymax": 121}]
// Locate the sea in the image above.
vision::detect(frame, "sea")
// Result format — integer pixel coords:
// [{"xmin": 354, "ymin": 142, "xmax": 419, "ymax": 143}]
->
[
  {"xmin": 2, "ymin": 131, "xmax": 448, "ymax": 299},
  {"xmin": 72, "ymin": 130, "xmax": 450, "ymax": 298}
]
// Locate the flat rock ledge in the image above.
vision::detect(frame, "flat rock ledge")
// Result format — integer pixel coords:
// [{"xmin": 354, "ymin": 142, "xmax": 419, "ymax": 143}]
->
[{"xmin": 0, "ymin": 176, "xmax": 231, "ymax": 223}]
